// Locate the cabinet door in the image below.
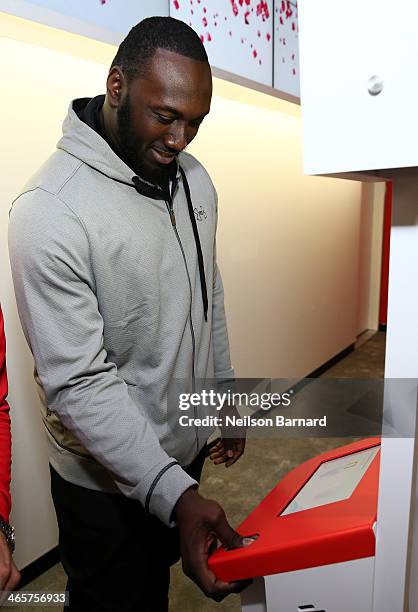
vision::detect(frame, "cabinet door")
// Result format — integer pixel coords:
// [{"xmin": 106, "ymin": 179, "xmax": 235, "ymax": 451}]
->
[
  {"xmin": 274, "ymin": 0, "xmax": 300, "ymax": 99},
  {"xmin": 298, "ymin": 0, "xmax": 418, "ymax": 175}
]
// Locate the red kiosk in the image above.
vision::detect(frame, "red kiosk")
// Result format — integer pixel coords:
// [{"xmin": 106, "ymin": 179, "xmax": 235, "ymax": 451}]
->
[{"xmin": 209, "ymin": 438, "xmax": 380, "ymax": 612}]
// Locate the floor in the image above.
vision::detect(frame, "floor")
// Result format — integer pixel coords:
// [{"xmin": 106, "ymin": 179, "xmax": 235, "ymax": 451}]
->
[{"xmin": 16, "ymin": 332, "xmax": 386, "ymax": 611}]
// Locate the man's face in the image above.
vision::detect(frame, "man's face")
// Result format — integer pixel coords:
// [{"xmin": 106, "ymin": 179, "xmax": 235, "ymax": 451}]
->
[{"xmin": 116, "ymin": 48, "xmax": 212, "ymax": 184}]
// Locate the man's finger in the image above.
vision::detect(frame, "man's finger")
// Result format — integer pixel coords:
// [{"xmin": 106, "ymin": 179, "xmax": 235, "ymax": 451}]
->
[
  {"xmin": 213, "ymin": 456, "xmax": 228, "ymax": 465},
  {"xmin": 206, "ymin": 438, "xmax": 222, "ymax": 454},
  {"xmin": 213, "ymin": 521, "xmax": 244, "ymax": 550},
  {"xmin": 209, "ymin": 447, "xmax": 225, "ymax": 459}
]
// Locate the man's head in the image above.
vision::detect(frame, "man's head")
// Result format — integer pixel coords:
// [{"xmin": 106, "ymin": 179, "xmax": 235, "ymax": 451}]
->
[{"xmin": 103, "ymin": 17, "xmax": 212, "ymax": 184}]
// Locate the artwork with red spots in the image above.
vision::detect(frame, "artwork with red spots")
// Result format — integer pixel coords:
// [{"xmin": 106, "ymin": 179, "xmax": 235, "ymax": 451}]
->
[
  {"xmin": 170, "ymin": 0, "xmax": 273, "ymax": 86},
  {"xmin": 274, "ymin": 0, "xmax": 300, "ymax": 97},
  {"xmin": 16, "ymin": 1, "xmax": 169, "ymax": 45}
]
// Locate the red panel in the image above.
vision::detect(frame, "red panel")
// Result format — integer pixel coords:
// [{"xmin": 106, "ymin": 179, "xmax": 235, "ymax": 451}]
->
[{"xmin": 209, "ymin": 438, "xmax": 380, "ymax": 581}]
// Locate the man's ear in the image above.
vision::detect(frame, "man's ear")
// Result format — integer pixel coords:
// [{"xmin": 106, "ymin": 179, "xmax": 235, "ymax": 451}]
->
[{"xmin": 106, "ymin": 67, "xmax": 125, "ymax": 108}]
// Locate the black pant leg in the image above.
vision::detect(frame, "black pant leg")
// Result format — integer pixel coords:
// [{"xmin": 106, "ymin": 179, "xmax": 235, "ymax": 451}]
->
[
  {"xmin": 50, "ymin": 466, "xmax": 175, "ymax": 612},
  {"xmin": 50, "ymin": 447, "xmax": 206, "ymax": 612}
]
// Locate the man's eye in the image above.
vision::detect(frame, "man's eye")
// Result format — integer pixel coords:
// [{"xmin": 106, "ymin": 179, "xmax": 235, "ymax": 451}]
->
[{"xmin": 155, "ymin": 114, "xmax": 173, "ymax": 124}]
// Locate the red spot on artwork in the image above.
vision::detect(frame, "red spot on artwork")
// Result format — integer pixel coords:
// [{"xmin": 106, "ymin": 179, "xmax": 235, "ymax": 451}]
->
[
  {"xmin": 202, "ymin": 16, "xmax": 208, "ymax": 26},
  {"xmin": 173, "ymin": 0, "xmax": 180, "ymax": 8},
  {"xmin": 266, "ymin": 32, "xmax": 271, "ymax": 41},
  {"xmin": 207, "ymin": 32, "xmax": 212, "ymax": 41},
  {"xmin": 244, "ymin": 10, "xmax": 250, "ymax": 24},
  {"xmin": 200, "ymin": 34, "xmax": 204, "ymax": 42},
  {"xmin": 253, "ymin": 49, "xmax": 257, "ymax": 58},
  {"xmin": 256, "ymin": 1, "xmax": 269, "ymax": 20}
]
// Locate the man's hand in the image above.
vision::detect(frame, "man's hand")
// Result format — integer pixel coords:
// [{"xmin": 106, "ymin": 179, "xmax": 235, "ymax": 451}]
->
[
  {"xmin": 208, "ymin": 405, "xmax": 246, "ymax": 467},
  {"xmin": 207, "ymin": 437, "xmax": 246, "ymax": 467},
  {"xmin": 173, "ymin": 487, "xmax": 251, "ymax": 601},
  {"xmin": 0, "ymin": 531, "xmax": 20, "ymax": 602}
]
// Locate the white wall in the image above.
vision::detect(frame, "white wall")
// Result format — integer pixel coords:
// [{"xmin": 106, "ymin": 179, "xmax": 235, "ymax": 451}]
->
[
  {"xmin": 357, "ymin": 182, "xmax": 385, "ymax": 335},
  {"xmin": 189, "ymin": 80, "xmax": 363, "ymax": 377},
  {"xmin": 1, "ymin": 14, "xmax": 367, "ymax": 567}
]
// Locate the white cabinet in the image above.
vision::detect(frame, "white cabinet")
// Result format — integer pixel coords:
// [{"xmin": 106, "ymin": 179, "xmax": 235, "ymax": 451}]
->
[{"xmin": 298, "ymin": 0, "xmax": 418, "ymax": 176}]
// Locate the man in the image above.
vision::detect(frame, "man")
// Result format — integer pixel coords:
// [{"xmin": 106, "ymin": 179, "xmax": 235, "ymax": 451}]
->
[
  {"xmin": 9, "ymin": 16, "xmax": 246, "ymax": 611},
  {"xmin": 0, "ymin": 306, "xmax": 20, "ymax": 596}
]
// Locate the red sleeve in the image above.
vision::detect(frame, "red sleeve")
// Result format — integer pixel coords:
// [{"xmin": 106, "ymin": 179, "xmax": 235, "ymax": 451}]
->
[{"xmin": 0, "ymin": 306, "xmax": 12, "ymax": 522}]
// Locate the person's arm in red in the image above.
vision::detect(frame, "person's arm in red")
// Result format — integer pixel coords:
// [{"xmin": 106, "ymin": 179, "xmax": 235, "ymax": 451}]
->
[
  {"xmin": 0, "ymin": 306, "xmax": 11, "ymax": 523},
  {"xmin": 0, "ymin": 305, "xmax": 20, "ymax": 595}
]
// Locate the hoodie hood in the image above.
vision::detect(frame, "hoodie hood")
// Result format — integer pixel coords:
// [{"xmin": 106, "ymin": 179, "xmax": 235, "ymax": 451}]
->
[
  {"xmin": 58, "ymin": 97, "xmax": 136, "ymax": 185},
  {"xmin": 57, "ymin": 97, "xmax": 181, "ymax": 199}
]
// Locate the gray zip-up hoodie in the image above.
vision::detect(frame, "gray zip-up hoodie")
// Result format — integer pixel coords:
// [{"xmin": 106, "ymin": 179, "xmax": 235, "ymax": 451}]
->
[{"xmin": 8, "ymin": 98, "xmax": 234, "ymax": 526}]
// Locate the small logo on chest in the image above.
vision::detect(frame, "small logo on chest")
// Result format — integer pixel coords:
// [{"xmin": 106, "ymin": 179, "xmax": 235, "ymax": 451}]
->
[{"xmin": 194, "ymin": 206, "xmax": 207, "ymax": 222}]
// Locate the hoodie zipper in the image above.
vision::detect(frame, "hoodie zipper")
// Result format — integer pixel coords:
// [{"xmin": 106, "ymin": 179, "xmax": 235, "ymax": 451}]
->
[{"xmin": 165, "ymin": 184, "xmax": 199, "ymax": 453}]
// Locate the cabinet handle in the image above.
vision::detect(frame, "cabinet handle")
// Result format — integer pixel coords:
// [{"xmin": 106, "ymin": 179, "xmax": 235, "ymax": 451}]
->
[{"xmin": 368, "ymin": 75, "xmax": 384, "ymax": 96}]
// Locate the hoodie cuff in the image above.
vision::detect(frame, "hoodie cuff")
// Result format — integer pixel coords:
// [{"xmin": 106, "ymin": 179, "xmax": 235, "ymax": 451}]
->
[
  {"xmin": 116, "ymin": 461, "xmax": 197, "ymax": 527},
  {"xmin": 147, "ymin": 463, "xmax": 198, "ymax": 526}
]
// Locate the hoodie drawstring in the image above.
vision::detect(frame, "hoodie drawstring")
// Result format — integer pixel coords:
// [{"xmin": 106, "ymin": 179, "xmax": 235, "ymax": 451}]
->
[{"xmin": 179, "ymin": 167, "xmax": 208, "ymax": 322}]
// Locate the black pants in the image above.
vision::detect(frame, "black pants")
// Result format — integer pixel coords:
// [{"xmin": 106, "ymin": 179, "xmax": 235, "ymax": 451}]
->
[{"xmin": 50, "ymin": 449, "xmax": 205, "ymax": 612}]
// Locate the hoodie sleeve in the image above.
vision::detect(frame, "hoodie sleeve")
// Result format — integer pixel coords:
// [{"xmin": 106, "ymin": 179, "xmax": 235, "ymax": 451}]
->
[
  {"xmin": 211, "ymin": 190, "xmax": 235, "ymax": 386},
  {"xmin": 0, "ymin": 306, "xmax": 11, "ymax": 523},
  {"xmin": 8, "ymin": 189, "xmax": 196, "ymax": 526}
]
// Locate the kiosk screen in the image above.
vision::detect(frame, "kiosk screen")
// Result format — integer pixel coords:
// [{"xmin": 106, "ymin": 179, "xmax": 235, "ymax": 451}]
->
[{"xmin": 281, "ymin": 446, "xmax": 380, "ymax": 515}]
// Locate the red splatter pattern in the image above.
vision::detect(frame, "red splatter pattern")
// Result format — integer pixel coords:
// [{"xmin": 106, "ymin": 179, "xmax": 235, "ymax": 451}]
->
[
  {"xmin": 276, "ymin": 0, "xmax": 299, "ymax": 84},
  {"xmin": 176, "ymin": 0, "xmax": 273, "ymax": 74}
]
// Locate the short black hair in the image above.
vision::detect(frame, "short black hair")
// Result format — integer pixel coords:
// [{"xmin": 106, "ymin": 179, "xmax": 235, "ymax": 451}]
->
[{"xmin": 111, "ymin": 16, "xmax": 209, "ymax": 81}]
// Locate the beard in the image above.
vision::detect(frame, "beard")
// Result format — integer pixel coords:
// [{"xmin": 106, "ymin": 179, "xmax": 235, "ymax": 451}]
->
[{"xmin": 116, "ymin": 93, "xmax": 173, "ymax": 187}]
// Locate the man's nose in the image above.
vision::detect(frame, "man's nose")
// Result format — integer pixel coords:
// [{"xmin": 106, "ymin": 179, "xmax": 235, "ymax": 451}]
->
[{"xmin": 164, "ymin": 123, "xmax": 188, "ymax": 152}]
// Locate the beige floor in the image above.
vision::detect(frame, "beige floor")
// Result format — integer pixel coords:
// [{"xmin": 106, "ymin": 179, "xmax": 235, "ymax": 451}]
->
[{"xmin": 15, "ymin": 332, "xmax": 386, "ymax": 611}]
